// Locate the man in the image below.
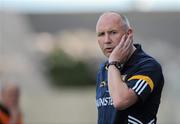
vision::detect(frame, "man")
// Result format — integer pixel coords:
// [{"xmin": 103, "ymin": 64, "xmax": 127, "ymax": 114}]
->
[
  {"xmin": 96, "ymin": 12, "xmax": 164, "ymax": 124},
  {"xmin": 0, "ymin": 82, "xmax": 23, "ymax": 124}
]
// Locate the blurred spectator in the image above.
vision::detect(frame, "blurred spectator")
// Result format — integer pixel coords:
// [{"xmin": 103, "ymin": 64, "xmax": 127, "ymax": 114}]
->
[{"xmin": 0, "ymin": 82, "xmax": 23, "ymax": 124}]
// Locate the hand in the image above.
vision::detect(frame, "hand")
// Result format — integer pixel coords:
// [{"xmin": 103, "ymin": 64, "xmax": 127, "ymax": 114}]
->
[{"xmin": 109, "ymin": 33, "xmax": 133, "ymax": 63}]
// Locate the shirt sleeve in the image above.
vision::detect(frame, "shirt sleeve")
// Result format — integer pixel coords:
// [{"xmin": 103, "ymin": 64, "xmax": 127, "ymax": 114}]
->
[{"xmin": 126, "ymin": 61, "xmax": 163, "ymax": 102}]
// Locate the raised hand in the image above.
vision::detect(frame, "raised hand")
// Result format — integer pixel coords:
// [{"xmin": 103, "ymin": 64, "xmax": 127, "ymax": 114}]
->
[{"xmin": 109, "ymin": 33, "xmax": 133, "ymax": 63}]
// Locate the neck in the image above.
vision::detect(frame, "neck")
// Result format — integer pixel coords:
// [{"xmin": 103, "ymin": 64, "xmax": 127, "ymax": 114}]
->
[
  {"xmin": 125, "ymin": 44, "xmax": 136, "ymax": 63},
  {"xmin": 131, "ymin": 45, "xmax": 136, "ymax": 56}
]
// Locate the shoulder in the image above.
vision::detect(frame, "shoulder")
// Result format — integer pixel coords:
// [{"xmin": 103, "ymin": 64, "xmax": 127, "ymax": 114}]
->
[
  {"xmin": 132, "ymin": 44, "xmax": 162, "ymax": 72},
  {"xmin": 129, "ymin": 44, "xmax": 162, "ymax": 72},
  {"xmin": 128, "ymin": 46, "xmax": 164, "ymax": 83},
  {"xmin": 138, "ymin": 53, "xmax": 162, "ymax": 73}
]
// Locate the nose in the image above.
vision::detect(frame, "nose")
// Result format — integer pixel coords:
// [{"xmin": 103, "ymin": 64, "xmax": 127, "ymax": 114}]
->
[{"xmin": 104, "ymin": 34, "xmax": 111, "ymax": 44}]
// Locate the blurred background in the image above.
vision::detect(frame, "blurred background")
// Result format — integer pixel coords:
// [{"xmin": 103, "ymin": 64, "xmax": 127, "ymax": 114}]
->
[{"xmin": 0, "ymin": 0, "xmax": 180, "ymax": 124}]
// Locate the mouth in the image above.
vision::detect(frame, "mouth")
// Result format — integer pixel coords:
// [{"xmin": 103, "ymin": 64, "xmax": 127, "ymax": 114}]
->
[{"xmin": 104, "ymin": 47, "xmax": 113, "ymax": 53}]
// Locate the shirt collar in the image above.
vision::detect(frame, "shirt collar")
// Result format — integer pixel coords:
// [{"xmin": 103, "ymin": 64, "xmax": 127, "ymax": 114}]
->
[{"xmin": 124, "ymin": 44, "xmax": 142, "ymax": 67}]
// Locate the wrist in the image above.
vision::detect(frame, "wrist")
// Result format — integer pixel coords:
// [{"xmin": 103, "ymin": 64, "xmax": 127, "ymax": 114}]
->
[
  {"xmin": 108, "ymin": 58, "xmax": 120, "ymax": 63},
  {"xmin": 107, "ymin": 61, "xmax": 124, "ymax": 70}
]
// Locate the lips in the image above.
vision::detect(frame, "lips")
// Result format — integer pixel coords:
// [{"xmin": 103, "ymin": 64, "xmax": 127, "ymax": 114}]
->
[{"xmin": 104, "ymin": 47, "xmax": 113, "ymax": 53}]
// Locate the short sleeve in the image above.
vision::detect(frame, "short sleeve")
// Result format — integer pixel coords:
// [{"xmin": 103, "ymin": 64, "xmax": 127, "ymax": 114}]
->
[{"xmin": 126, "ymin": 61, "xmax": 163, "ymax": 102}]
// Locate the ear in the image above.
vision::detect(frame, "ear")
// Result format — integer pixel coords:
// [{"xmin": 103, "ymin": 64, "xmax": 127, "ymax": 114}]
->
[{"xmin": 127, "ymin": 28, "xmax": 133, "ymax": 35}]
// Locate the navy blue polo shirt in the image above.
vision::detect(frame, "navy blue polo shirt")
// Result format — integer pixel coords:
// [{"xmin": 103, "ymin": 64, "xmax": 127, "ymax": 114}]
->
[{"xmin": 96, "ymin": 44, "xmax": 164, "ymax": 124}]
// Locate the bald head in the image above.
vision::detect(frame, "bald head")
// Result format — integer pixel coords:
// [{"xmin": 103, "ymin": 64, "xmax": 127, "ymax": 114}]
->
[
  {"xmin": 96, "ymin": 12, "xmax": 133, "ymax": 58},
  {"xmin": 96, "ymin": 12, "xmax": 130, "ymax": 32},
  {"xmin": 1, "ymin": 82, "xmax": 20, "ymax": 108}
]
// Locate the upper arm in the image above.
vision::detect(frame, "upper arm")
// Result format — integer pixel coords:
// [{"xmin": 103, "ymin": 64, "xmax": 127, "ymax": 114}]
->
[{"xmin": 126, "ymin": 62, "xmax": 163, "ymax": 102}]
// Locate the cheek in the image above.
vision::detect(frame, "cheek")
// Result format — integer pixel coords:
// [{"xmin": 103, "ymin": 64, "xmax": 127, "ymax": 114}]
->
[
  {"xmin": 113, "ymin": 36, "xmax": 122, "ymax": 45},
  {"xmin": 98, "ymin": 40, "xmax": 104, "ymax": 49}
]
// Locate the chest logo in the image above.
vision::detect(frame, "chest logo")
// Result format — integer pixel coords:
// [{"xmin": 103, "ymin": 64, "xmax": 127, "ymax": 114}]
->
[
  {"xmin": 99, "ymin": 81, "xmax": 107, "ymax": 87},
  {"xmin": 122, "ymin": 74, "xmax": 127, "ymax": 82}
]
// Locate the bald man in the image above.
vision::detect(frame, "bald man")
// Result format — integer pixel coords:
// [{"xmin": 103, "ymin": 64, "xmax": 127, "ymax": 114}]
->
[
  {"xmin": 96, "ymin": 12, "xmax": 164, "ymax": 124},
  {"xmin": 0, "ymin": 82, "xmax": 23, "ymax": 124}
]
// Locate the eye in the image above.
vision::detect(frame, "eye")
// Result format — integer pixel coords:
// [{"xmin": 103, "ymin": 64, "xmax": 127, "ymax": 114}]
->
[
  {"xmin": 97, "ymin": 32, "xmax": 105, "ymax": 37},
  {"xmin": 110, "ymin": 31, "xmax": 117, "ymax": 35}
]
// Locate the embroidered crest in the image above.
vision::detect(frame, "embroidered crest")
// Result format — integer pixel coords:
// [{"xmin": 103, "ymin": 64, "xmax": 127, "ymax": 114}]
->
[
  {"xmin": 99, "ymin": 81, "xmax": 107, "ymax": 87},
  {"xmin": 122, "ymin": 74, "xmax": 127, "ymax": 82}
]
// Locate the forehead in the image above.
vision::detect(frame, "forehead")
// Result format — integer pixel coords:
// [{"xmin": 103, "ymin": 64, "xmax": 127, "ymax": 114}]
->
[
  {"xmin": 3, "ymin": 85, "xmax": 19, "ymax": 93},
  {"xmin": 96, "ymin": 13, "xmax": 123, "ymax": 32}
]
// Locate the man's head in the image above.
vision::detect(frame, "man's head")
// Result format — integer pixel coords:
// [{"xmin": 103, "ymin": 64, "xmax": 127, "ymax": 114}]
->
[
  {"xmin": 0, "ymin": 82, "xmax": 20, "ymax": 108},
  {"xmin": 96, "ymin": 12, "xmax": 133, "ymax": 57}
]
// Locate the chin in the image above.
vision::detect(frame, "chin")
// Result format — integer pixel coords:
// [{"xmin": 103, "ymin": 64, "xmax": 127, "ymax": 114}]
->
[{"xmin": 104, "ymin": 52, "xmax": 110, "ymax": 58}]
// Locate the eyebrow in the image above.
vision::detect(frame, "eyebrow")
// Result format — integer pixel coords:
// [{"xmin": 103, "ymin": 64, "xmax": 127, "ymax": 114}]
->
[{"xmin": 97, "ymin": 28, "xmax": 119, "ymax": 34}]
